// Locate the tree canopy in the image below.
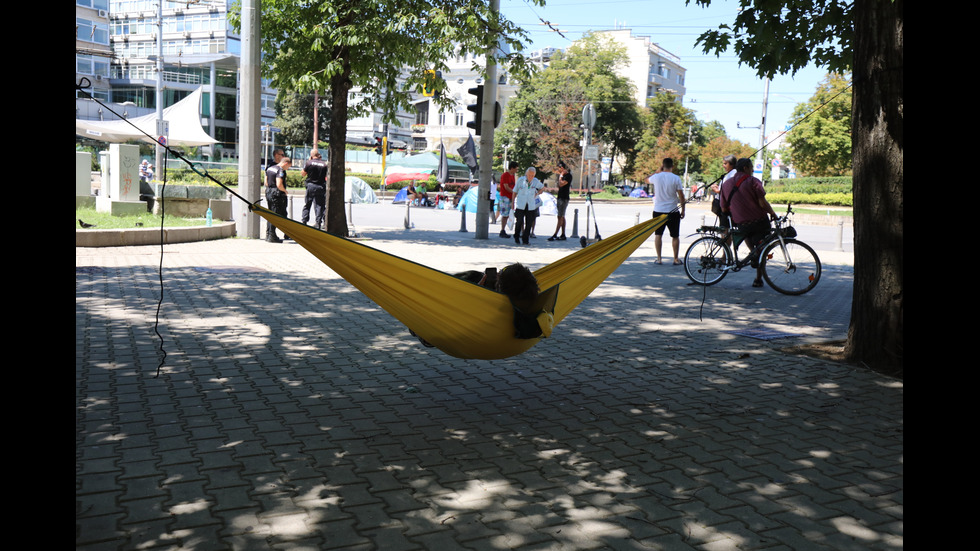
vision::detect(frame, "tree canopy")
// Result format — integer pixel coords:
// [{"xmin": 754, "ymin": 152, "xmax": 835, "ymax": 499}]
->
[
  {"xmin": 787, "ymin": 73, "xmax": 853, "ymax": 176},
  {"xmin": 230, "ymin": 0, "xmax": 544, "ymax": 234},
  {"xmin": 494, "ymin": 33, "xmax": 641, "ymax": 180}
]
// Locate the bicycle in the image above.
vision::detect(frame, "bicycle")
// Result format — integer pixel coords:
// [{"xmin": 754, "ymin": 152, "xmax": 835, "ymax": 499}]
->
[{"xmin": 683, "ymin": 204, "xmax": 822, "ymax": 295}]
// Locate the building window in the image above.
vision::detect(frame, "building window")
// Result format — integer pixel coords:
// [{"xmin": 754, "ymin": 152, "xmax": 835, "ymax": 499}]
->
[
  {"xmin": 77, "ymin": 17, "xmax": 110, "ymax": 45},
  {"xmin": 77, "ymin": 54, "xmax": 111, "ymax": 78},
  {"xmin": 455, "ymin": 111, "xmax": 464, "ymax": 126},
  {"xmin": 77, "ymin": 0, "xmax": 108, "ymax": 10},
  {"xmin": 415, "ymin": 101, "xmax": 429, "ymax": 125}
]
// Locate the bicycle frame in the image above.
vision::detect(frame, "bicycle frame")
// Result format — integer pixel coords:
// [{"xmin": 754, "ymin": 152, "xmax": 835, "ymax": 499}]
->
[
  {"xmin": 688, "ymin": 211, "xmax": 794, "ymax": 273},
  {"xmin": 684, "ymin": 203, "xmax": 821, "ymax": 294}
]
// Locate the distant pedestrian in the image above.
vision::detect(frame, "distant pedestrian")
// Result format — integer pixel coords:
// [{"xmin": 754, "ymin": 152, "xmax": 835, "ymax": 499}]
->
[
  {"xmin": 711, "ymin": 155, "xmax": 737, "ymax": 231},
  {"xmin": 548, "ymin": 161, "xmax": 572, "ymax": 241},
  {"xmin": 498, "ymin": 161, "xmax": 518, "ymax": 238},
  {"xmin": 265, "ymin": 156, "xmax": 291, "ymax": 243},
  {"xmin": 648, "ymin": 158, "xmax": 686, "ymax": 265},
  {"xmin": 513, "ymin": 167, "xmax": 544, "ymax": 245},
  {"xmin": 301, "ymin": 150, "xmax": 328, "ymax": 230}
]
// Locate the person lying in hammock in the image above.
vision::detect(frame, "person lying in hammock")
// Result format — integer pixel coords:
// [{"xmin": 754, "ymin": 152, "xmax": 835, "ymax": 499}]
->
[{"xmin": 413, "ymin": 263, "xmax": 542, "ymax": 347}]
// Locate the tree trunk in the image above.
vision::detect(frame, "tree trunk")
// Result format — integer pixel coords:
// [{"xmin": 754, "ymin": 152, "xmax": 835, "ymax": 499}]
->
[
  {"xmin": 325, "ymin": 58, "xmax": 352, "ymax": 237},
  {"xmin": 846, "ymin": 0, "xmax": 903, "ymax": 376}
]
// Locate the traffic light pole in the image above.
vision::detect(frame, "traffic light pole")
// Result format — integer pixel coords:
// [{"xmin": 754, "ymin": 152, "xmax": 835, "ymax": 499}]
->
[{"xmin": 474, "ymin": 0, "xmax": 499, "ymax": 240}]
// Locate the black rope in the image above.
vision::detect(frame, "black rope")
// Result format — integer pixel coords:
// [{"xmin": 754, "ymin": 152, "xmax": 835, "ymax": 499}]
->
[
  {"xmin": 76, "ymin": 77, "xmax": 257, "ymax": 377},
  {"xmin": 153, "ymin": 151, "xmax": 168, "ymax": 377}
]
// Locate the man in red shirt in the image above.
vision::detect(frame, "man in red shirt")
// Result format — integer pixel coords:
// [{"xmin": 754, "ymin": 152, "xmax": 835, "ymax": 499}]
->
[
  {"xmin": 719, "ymin": 158, "xmax": 777, "ymax": 287},
  {"xmin": 498, "ymin": 161, "xmax": 518, "ymax": 238}
]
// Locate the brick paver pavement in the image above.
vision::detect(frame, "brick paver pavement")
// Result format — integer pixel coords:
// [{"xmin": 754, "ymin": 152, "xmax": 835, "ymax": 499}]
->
[{"xmin": 77, "ymin": 204, "xmax": 901, "ymax": 550}]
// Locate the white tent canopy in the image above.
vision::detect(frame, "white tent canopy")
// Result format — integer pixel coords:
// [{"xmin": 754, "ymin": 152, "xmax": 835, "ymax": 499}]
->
[{"xmin": 76, "ymin": 87, "xmax": 218, "ymax": 147}]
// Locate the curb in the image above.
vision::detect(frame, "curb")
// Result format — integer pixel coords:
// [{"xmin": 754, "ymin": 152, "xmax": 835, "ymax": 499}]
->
[{"xmin": 75, "ymin": 221, "xmax": 236, "ymax": 247}]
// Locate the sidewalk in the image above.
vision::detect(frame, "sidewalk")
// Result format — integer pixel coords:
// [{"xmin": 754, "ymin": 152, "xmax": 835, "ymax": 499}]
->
[{"xmin": 76, "ymin": 202, "xmax": 901, "ymax": 551}]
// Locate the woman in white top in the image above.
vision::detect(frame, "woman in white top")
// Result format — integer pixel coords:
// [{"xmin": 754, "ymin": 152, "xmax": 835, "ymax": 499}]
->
[{"xmin": 512, "ymin": 167, "xmax": 544, "ymax": 245}]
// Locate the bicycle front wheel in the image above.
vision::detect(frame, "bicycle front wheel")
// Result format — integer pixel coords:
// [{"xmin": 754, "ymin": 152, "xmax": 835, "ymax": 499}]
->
[
  {"xmin": 760, "ymin": 238, "xmax": 822, "ymax": 295},
  {"xmin": 684, "ymin": 236, "xmax": 732, "ymax": 286}
]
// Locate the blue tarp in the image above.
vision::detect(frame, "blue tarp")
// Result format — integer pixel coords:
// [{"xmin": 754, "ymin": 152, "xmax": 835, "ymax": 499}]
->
[{"xmin": 392, "ymin": 186, "xmax": 410, "ymax": 204}]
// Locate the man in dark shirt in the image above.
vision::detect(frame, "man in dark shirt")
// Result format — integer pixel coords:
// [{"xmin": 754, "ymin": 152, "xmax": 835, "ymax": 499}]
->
[
  {"xmin": 548, "ymin": 161, "xmax": 573, "ymax": 241},
  {"xmin": 301, "ymin": 150, "xmax": 328, "ymax": 230},
  {"xmin": 265, "ymin": 156, "xmax": 291, "ymax": 243}
]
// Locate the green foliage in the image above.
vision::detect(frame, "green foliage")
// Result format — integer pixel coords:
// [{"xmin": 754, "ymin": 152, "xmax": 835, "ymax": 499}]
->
[
  {"xmin": 767, "ymin": 176, "xmax": 852, "ymax": 194},
  {"xmin": 494, "ymin": 32, "xmax": 641, "ymax": 176},
  {"xmin": 787, "ymin": 73, "xmax": 853, "ymax": 176},
  {"xmin": 767, "ymin": 192, "xmax": 852, "ymax": 207},
  {"xmin": 274, "ymin": 91, "xmax": 330, "ymax": 146},
  {"xmin": 688, "ymin": 0, "xmax": 853, "ymax": 78}
]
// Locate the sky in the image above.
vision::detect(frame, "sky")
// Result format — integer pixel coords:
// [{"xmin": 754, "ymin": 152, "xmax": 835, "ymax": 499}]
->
[{"xmin": 499, "ymin": 0, "xmax": 831, "ymax": 149}]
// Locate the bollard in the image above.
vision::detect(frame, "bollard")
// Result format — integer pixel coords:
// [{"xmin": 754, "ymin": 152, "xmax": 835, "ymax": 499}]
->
[
  {"xmin": 459, "ymin": 208, "xmax": 468, "ymax": 232},
  {"xmin": 404, "ymin": 201, "xmax": 411, "ymax": 229},
  {"xmin": 835, "ymin": 220, "xmax": 845, "ymax": 252},
  {"xmin": 635, "ymin": 212, "xmax": 640, "ymax": 225},
  {"xmin": 571, "ymin": 208, "xmax": 579, "ymax": 238}
]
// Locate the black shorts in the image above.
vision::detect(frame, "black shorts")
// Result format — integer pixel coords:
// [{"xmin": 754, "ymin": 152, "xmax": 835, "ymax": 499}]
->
[{"xmin": 653, "ymin": 211, "xmax": 681, "ymax": 237}]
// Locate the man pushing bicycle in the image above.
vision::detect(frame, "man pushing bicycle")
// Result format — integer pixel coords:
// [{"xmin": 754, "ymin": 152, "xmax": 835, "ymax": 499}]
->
[{"xmin": 719, "ymin": 158, "xmax": 779, "ymax": 288}]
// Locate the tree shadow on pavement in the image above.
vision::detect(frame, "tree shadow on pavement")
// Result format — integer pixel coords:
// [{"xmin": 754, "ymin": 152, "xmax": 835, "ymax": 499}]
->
[{"xmin": 76, "ymin": 257, "xmax": 901, "ymax": 551}]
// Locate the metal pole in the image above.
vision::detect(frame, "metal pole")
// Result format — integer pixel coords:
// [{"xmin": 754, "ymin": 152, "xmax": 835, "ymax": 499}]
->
[
  {"xmin": 236, "ymin": 0, "xmax": 261, "ymax": 238},
  {"xmin": 474, "ymin": 0, "xmax": 500, "ymax": 240},
  {"xmin": 154, "ymin": 1, "xmax": 164, "ymax": 175}
]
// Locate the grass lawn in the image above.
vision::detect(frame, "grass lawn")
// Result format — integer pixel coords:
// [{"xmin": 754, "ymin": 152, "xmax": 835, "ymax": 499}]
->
[{"xmin": 76, "ymin": 207, "xmax": 224, "ymax": 230}]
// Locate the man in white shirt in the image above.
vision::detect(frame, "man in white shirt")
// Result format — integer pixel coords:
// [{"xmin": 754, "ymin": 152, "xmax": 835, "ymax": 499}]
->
[
  {"xmin": 513, "ymin": 167, "xmax": 544, "ymax": 245},
  {"xmin": 648, "ymin": 158, "xmax": 686, "ymax": 265}
]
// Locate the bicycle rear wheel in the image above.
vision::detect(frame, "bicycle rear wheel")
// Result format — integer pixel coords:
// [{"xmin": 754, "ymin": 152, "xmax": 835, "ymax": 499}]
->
[
  {"xmin": 760, "ymin": 238, "xmax": 822, "ymax": 295},
  {"xmin": 684, "ymin": 236, "xmax": 731, "ymax": 286}
]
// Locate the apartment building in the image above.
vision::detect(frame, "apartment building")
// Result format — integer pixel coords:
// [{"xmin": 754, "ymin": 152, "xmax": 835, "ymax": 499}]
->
[
  {"xmin": 593, "ymin": 29, "xmax": 686, "ymax": 108},
  {"xmin": 75, "ymin": 0, "xmax": 276, "ymax": 159}
]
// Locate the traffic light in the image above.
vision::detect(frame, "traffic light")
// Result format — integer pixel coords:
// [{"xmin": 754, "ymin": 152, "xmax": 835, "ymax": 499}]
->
[
  {"xmin": 466, "ymin": 85, "xmax": 484, "ymax": 136},
  {"xmin": 373, "ymin": 137, "xmax": 383, "ymax": 155},
  {"xmin": 422, "ymin": 69, "xmax": 441, "ymax": 98}
]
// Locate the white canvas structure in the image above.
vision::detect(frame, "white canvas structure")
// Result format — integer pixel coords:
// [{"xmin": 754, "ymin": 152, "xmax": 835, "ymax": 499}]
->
[
  {"xmin": 345, "ymin": 176, "xmax": 378, "ymax": 204},
  {"xmin": 76, "ymin": 87, "xmax": 217, "ymax": 147}
]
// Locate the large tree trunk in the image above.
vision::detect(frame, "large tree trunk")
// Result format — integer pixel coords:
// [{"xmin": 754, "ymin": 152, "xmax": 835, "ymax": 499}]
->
[
  {"xmin": 846, "ymin": 0, "xmax": 903, "ymax": 376},
  {"xmin": 325, "ymin": 57, "xmax": 352, "ymax": 237}
]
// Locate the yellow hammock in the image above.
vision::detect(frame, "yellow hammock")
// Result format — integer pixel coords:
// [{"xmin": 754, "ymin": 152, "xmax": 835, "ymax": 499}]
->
[{"xmin": 251, "ymin": 205, "xmax": 666, "ymax": 360}]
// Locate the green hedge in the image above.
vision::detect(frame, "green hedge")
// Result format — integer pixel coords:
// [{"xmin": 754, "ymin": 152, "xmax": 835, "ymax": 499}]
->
[
  {"xmin": 767, "ymin": 192, "xmax": 852, "ymax": 207},
  {"xmin": 766, "ymin": 176, "xmax": 852, "ymax": 195}
]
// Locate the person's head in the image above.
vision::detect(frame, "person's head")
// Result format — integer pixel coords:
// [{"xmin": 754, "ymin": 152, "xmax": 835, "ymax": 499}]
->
[
  {"xmin": 273, "ymin": 148, "xmax": 285, "ymax": 161},
  {"xmin": 508, "ymin": 161, "xmax": 519, "ymax": 174},
  {"xmin": 310, "ymin": 149, "xmax": 321, "ymax": 159},
  {"xmin": 661, "ymin": 158, "xmax": 675, "ymax": 171},
  {"xmin": 722, "ymin": 155, "xmax": 737, "ymax": 172},
  {"xmin": 524, "ymin": 167, "xmax": 536, "ymax": 180},
  {"xmin": 557, "ymin": 161, "xmax": 567, "ymax": 174},
  {"xmin": 280, "ymin": 156, "xmax": 292, "ymax": 168},
  {"xmin": 496, "ymin": 263, "xmax": 539, "ymax": 304},
  {"xmin": 735, "ymin": 158, "xmax": 753, "ymax": 174}
]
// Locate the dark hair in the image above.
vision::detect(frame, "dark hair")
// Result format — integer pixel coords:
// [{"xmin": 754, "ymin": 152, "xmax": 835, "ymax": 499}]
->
[
  {"xmin": 557, "ymin": 161, "xmax": 567, "ymax": 170},
  {"xmin": 662, "ymin": 158, "xmax": 674, "ymax": 169},
  {"xmin": 508, "ymin": 161, "xmax": 520, "ymax": 170},
  {"xmin": 496, "ymin": 263, "xmax": 538, "ymax": 305},
  {"xmin": 736, "ymin": 158, "xmax": 753, "ymax": 172}
]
